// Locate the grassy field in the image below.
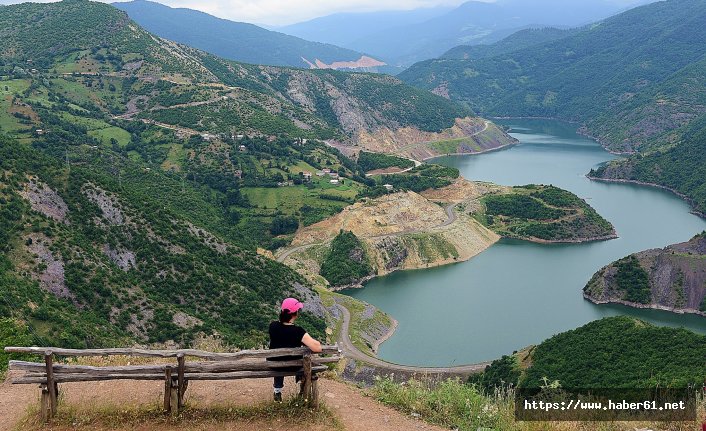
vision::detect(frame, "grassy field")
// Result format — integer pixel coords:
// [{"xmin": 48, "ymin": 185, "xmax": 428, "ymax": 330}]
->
[{"xmin": 0, "ymin": 79, "xmax": 33, "ymax": 134}]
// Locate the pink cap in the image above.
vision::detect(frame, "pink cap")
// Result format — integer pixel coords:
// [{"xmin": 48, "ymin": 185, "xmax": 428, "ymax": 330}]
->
[{"xmin": 281, "ymin": 298, "xmax": 303, "ymax": 313}]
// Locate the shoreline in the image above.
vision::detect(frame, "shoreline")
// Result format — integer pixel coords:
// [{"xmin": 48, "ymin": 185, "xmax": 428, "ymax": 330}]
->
[
  {"xmin": 371, "ymin": 316, "xmax": 398, "ymax": 354},
  {"xmin": 587, "ymin": 175, "xmax": 706, "ymax": 219},
  {"xmin": 422, "ymin": 138, "xmax": 519, "ymax": 162},
  {"xmin": 583, "ymin": 293, "xmax": 706, "ymax": 318},
  {"xmin": 505, "ymin": 232, "xmax": 619, "ymax": 245}
]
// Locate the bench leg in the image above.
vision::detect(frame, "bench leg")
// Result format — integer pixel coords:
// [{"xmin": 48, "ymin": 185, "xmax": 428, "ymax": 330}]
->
[
  {"xmin": 311, "ymin": 375, "xmax": 319, "ymax": 409},
  {"xmin": 163, "ymin": 367, "xmax": 172, "ymax": 413},
  {"xmin": 40, "ymin": 384, "xmax": 51, "ymax": 423}
]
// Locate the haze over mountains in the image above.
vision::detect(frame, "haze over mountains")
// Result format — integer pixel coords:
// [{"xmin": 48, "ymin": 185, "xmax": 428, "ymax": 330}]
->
[
  {"xmin": 113, "ymin": 0, "xmax": 390, "ymax": 72},
  {"xmin": 279, "ymin": 0, "xmax": 656, "ymax": 67}
]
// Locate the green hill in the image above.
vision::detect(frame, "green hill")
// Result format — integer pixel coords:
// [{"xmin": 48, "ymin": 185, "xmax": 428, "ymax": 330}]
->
[
  {"xmin": 113, "ymin": 0, "xmax": 391, "ymax": 72},
  {"xmin": 0, "ymin": 0, "xmax": 479, "ymax": 250},
  {"xmin": 0, "ymin": 136, "xmax": 326, "ymax": 368},
  {"xmin": 472, "ymin": 316, "xmax": 706, "ymax": 389},
  {"xmin": 0, "ymin": 0, "xmax": 479, "ymax": 362},
  {"xmin": 401, "ymin": 0, "xmax": 706, "ymax": 217},
  {"xmin": 441, "ymin": 27, "xmax": 581, "ymax": 61},
  {"xmin": 400, "ymin": 0, "xmax": 706, "ymax": 152}
]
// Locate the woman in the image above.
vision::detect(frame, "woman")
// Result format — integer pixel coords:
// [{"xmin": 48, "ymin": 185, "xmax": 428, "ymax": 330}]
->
[{"xmin": 268, "ymin": 297, "xmax": 322, "ymax": 402}]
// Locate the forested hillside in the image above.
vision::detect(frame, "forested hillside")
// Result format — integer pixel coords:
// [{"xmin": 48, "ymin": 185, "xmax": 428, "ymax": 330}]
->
[
  {"xmin": 114, "ymin": 0, "xmax": 390, "ymax": 72},
  {"xmin": 402, "ymin": 0, "xmax": 706, "ymax": 219},
  {"xmin": 401, "ymin": 0, "xmax": 706, "ymax": 152},
  {"xmin": 0, "ymin": 137, "xmax": 326, "ymax": 372},
  {"xmin": 0, "ymin": 0, "xmax": 486, "ymax": 250},
  {"xmin": 473, "ymin": 316, "xmax": 706, "ymax": 389},
  {"xmin": 0, "ymin": 0, "xmax": 487, "ymax": 363}
]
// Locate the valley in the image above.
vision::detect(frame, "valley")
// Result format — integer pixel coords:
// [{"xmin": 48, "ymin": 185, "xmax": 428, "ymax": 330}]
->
[{"xmin": 2, "ymin": 1, "xmax": 706, "ymax": 429}]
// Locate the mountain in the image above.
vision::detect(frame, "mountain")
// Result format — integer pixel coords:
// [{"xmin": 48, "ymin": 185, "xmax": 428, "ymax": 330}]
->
[
  {"xmin": 113, "ymin": 0, "xmax": 389, "ymax": 72},
  {"xmin": 278, "ymin": 7, "xmax": 452, "ymax": 49},
  {"xmin": 0, "ymin": 0, "xmax": 499, "ymax": 354},
  {"xmin": 584, "ymin": 232, "xmax": 706, "ymax": 317},
  {"xmin": 401, "ymin": 0, "xmax": 706, "ymax": 151},
  {"xmin": 329, "ymin": 0, "xmax": 635, "ymax": 67},
  {"xmin": 441, "ymin": 27, "xmax": 582, "ymax": 60}
]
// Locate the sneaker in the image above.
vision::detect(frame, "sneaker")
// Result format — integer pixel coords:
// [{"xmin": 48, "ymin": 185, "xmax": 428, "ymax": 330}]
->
[{"xmin": 273, "ymin": 392, "xmax": 282, "ymax": 403}]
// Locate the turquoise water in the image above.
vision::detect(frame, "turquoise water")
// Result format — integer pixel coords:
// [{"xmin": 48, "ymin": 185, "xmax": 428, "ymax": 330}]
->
[{"xmin": 344, "ymin": 119, "xmax": 706, "ymax": 367}]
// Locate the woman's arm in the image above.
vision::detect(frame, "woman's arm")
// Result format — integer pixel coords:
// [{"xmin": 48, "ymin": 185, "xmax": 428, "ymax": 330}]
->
[{"xmin": 301, "ymin": 333, "xmax": 322, "ymax": 353}]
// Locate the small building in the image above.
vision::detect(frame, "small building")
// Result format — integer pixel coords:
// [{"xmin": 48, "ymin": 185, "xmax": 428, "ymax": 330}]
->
[
  {"xmin": 201, "ymin": 133, "xmax": 216, "ymax": 141},
  {"xmin": 329, "ymin": 172, "xmax": 339, "ymax": 179},
  {"xmin": 315, "ymin": 171, "xmax": 325, "ymax": 177},
  {"xmin": 234, "ymin": 170, "xmax": 242, "ymax": 179},
  {"xmin": 322, "ymin": 168, "xmax": 331, "ymax": 174},
  {"xmin": 329, "ymin": 179, "xmax": 339, "ymax": 185},
  {"xmin": 302, "ymin": 138, "xmax": 308, "ymax": 144},
  {"xmin": 302, "ymin": 171, "xmax": 313, "ymax": 182},
  {"xmin": 383, "ymin": 184, "xmax": 394, "ymax": 191},
  {"xmin": 239, "ymin": 145, "xmax": 247, "ymax": 152}
]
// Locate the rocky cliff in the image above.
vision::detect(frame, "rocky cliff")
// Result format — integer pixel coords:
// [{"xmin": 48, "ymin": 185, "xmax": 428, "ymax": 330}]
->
[{"xmin": 584, "ymin": 232, "xmax": 706, "ymax": 316}]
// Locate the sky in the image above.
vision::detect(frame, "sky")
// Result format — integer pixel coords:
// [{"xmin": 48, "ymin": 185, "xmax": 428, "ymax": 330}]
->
[{"xmin": 0, "ymin": 0, "xmax": 652, "ymax": 26}]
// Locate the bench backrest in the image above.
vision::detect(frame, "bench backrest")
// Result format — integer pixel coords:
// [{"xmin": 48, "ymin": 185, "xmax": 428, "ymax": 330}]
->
[{"xmin": 5, "ymin": 345, "xmax": 341, "ymax": 384}]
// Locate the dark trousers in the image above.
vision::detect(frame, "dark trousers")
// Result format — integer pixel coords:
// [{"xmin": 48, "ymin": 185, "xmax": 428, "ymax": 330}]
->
[
  {"xmin": 273, "ymin": 376, "xmax": 285, "ymax": 389},
  {"xmin": 273, "ymin": 374, "xmax": 302, "ymax": 390}
]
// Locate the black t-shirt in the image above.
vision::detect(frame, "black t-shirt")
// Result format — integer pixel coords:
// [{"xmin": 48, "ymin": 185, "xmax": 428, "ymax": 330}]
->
[{"xmin": 268, "ymin": 321, "xmax": 306, "ymax": 363}]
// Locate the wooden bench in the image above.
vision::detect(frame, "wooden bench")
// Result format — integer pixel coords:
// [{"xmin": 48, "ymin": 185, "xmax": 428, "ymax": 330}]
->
[{"xmin": 4, "ymin": 345, "xmax": 341, "ymax": 422}]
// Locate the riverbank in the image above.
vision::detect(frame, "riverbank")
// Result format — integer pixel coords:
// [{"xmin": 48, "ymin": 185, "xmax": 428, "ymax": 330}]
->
[
  {"xmin": 587, "ymin": 175, "xmax": 706, "ymax": 219},
  {"xmin": 583, "ymin": 293, "xmax": 706, "ymax": 317}
]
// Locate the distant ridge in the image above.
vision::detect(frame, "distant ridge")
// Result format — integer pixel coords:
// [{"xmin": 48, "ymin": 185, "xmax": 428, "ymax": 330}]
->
[{"xmin": 113, "ymin": 0, "xmax": 389, "ymax": 72}]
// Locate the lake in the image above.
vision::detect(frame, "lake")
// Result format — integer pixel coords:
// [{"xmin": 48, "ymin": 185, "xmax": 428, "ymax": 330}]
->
[{"xmin": 343, "ymin": 119, "xmax": 706, "ymax": 367}]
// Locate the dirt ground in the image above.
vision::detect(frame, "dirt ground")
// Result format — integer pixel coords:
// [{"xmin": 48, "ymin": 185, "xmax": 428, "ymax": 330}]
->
[{"xmin": 0, "ymin": 372, "xmax": 444, "ymax": 431}]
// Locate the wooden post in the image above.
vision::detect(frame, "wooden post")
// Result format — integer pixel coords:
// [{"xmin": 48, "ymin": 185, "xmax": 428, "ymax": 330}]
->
[
  {"xmin": 44, "ymin": 351, "xmax": 57, "ymax": 417},
  {"xmin": 311, "ymin": 375, "xmax": 319, "ymax": 409},
  {"xmin": 302, "ymin": 354, "xmax": 312, "ymax": 404},
  {"xmin": 177, "ymin": 354, "xmax": 186, "ymax": 410},
  {"xmin": 39, "ymin": 384, "xmax": 50, "ymax": 423},
  {"xmin": 163, "ymin": 367, "xmax": 172, "ymax": 413}
]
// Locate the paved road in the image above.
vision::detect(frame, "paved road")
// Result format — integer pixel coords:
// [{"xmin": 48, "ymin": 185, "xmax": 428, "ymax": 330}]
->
[
  {"xmin": 275, "ymin": 203, "xmax": 458, "ymax": 263},
  {"xmin": 335, "ymin": 301, "xmax": 490, "ymax": 376}
]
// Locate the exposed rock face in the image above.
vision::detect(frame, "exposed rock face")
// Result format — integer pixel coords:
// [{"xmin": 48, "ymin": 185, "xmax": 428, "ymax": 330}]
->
[
  {"xmin": 355, "ymin": 117, "xmax": 517, "ymax": 161},
  {"xmin": 102, "ymin": 244, "xmax": 137, "ymax": 271},
  {"xmin": 83, "ymin": 186, "xmax": 126, "ymax": 225},
  {"xmin": 186, "ymin": 222, "xmax": 227, "ymax": 254},
  {"xmin": 25, "ymin": 233, "xmax": 72, "ymax": 300},
  {"xmin": 19, "ymin": 179, "xmax": 69, "ymax": 224},
  {"xmin": 584, "ymin": 233, "xmax": 706, "ymax": 316},
  {"xmin": 293, "ymin": 282, "xmax": 326, "ymax": 319},
  {"xmin": 285, "ymin": 185, "xmax": 500, "ymax": 286}
]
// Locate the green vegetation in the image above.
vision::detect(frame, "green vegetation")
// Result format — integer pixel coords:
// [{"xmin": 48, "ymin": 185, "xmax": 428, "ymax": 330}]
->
[
  {"xmin": 0, "ymin": 136, "xmax": 325, "ymax": 352},
  {"xmin": 115, "ymin": 0, "xmax": 379, "ymax": 71},
  {"xmin": 375, "ymin": 164, "xmax": 460, "ymax": 194},
  {"xmin": 522, "ymin": 317, "xmax": 706, "ymax": 388},
  {"xmin": 357, "ymin": 151, "xmax": 414, "ymax": 173},
  {"xmin": 374, "ymin": 378, "xmax": 516, "ymax": 431},
  {"xmin": 319, "ymin": 231, "xmax": 373, "ymax": 287},
  {"xmin": 401, "ymin": 0, "xmax": 706, "ymax": 151},
  {"xmin": 374, "ymin": 317, "xmax": 706, "ymax": 430},
  {"xmin": 592, "ymin": 116, "xmax": 706, "ymax": 215},
  {"xmin": 477, "ymin": 185, "xmax": 615, "ymax": 242},
  {"xmin": 614, "ymin": 255, "xmax": 652, "ymax": 304}
]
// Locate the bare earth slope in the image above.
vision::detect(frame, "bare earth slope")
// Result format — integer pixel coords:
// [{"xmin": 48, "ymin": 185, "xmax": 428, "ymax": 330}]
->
[{"xmin": 280, "ymin": 182, "xmax": 501, "ymax": 287}]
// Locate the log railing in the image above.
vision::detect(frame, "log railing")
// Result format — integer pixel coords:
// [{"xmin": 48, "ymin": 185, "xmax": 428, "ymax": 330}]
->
[{"xmin": 5, "ymin": 345, "xmax": 341, "ymax": 422}]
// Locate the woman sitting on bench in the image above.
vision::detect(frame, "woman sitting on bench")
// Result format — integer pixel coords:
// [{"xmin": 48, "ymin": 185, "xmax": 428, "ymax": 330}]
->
[{"xmin": 268, "ymin": 297, "xmax": 322, "ymax": 402}]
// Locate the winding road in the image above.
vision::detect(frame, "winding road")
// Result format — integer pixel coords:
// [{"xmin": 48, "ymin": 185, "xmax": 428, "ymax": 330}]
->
[{"xmin": 335, "ymin": 301, "xmax": 491, "ymax": 375}]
